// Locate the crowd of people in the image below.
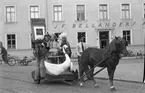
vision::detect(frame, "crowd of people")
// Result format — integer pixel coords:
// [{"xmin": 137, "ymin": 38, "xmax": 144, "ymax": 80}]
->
[{"xmin": 0, "ymin": 32, "xmax": 87, "ymax": 66}]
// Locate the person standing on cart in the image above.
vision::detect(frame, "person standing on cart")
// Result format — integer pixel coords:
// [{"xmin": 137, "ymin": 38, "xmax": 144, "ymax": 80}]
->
[
  {"xmin": 60, "ymin": 36, "xmax": 72, "ymax": 58},
  {"xmin": 58, "ymin": 33, "xmax": 72, "ymax": 63},
  {"xmin": 0, "ymin": 41, "xmax": 8, "ymax": 64}
]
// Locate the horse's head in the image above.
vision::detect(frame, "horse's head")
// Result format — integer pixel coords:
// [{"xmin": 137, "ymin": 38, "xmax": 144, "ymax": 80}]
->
[{"xmin": 113, "ymin": 36, "xmax": 128, "ymax": 56}]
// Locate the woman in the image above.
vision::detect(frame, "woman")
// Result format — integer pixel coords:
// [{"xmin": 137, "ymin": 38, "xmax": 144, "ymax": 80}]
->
[
  {"xmin": 58, "ymin": 33, "xmax": 72, "ymax": 65},
  {"xmin": 49, "ymin": 34, "xmax": 61, "ymax": 56},
  {"xmin": 61, "ymin": 36, "xmax": 72, "ymax": 57}
]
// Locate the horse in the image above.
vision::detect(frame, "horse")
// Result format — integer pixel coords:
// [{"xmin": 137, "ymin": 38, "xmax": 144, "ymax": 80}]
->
[{"xmin": 79, "ymin": 36, "xmax": 128, "ymax": 91}]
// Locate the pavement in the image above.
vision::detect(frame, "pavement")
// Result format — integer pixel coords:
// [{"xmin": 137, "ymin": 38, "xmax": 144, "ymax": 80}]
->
[
  {"xmin": 0, "ymin": 58, "xmax": 145, "ymax": 93},
  {"xmin": 23, "ymin": 57, "xmax": 144, "ymax": 83}
]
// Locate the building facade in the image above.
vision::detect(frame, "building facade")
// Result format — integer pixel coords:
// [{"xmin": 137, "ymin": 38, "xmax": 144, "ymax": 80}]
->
[{"xmin": 0, "ymin": 0, "xmax": 144, "ymax": 56}]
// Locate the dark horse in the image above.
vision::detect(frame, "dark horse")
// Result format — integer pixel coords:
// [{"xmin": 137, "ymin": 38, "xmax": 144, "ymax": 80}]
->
[{"xmin": 79, "ymin": 36, "xmax": 128, "ymax": 91}]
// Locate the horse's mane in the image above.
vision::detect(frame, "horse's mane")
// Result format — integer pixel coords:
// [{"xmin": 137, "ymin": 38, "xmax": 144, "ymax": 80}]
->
[{"xmin": 103, "ymin": 37, "xmax": 118, "ymax": 58}]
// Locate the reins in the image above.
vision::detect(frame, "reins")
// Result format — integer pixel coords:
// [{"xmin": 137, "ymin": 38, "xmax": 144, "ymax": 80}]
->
[{"xmin": 72, "ymin": 56, "xmax": 109, "ymax": 84}]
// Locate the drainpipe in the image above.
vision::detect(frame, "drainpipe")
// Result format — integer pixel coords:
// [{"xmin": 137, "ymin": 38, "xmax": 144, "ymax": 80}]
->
[{"xmin": 45, "ymin": 0, "xmax": 49, "ymax": 33}]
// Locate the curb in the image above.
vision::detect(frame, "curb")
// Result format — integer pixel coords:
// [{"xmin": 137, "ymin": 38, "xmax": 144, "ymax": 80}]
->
[
  {"xmin": 30, "ymin": 57, "xmax": 143, "ymax": 63},
  {"xmin": 95, "ymin": 77, "xmax": 145, "ymax": 84},
  {"xmin": 71, "ymin": 57, "xmax": 142, "ymax": 62}
]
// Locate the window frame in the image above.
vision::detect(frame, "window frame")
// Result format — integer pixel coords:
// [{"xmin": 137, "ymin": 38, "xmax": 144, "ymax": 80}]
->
[
  {"xmin": 29, "ymin": 5, "xmax": 40, "ymax": 19},
  {"xmin": 122, "ymin": 30, "xmax": 132, "ymax": 45},
  {"xmin": 6, "ymin": 34, "xmax": 17, "ymax": 49},
  {"xmin": 99, "ymin": 4, "xmax": 109, "ymax": 20},
  {"xmin": 5, "ymin": 5, "xmax": 16, "ymax": 23},
  {"xmin": 76, "ymin": 5, "xmax": 86, "ymax": 21},
  {"xmin": 77, "ymin": 32, "xmax": 87, "ymax": 43},
  {"xmin": 53, "ymin": 5, "xmax": 62, "ymax": 22},
  {"xmin": 143, "ymin": 3, "xmax": 145, "ymax": 19},
  {"xmin": 121, "ymin": 3, "xmax": 131, "ymax": 20}
]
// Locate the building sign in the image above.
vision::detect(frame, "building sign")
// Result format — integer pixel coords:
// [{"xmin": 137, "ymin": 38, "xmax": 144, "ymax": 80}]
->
[
  {"xmin": 53, "ymin": 21, "xmax": 136, "ymax": 29},
  {"xmin": 31, "ymin": 18, "xmax": 46, "ymax": 40}
]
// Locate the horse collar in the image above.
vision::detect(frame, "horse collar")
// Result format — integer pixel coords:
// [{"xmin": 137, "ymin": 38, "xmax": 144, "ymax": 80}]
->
[{"xmin": 111, "ymin": 52, "xmax": 121, "ymax": 59}]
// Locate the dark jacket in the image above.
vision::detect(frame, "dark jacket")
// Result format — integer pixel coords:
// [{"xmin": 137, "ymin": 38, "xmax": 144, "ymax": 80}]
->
[
  {"xmin": 61, "ymin": 41, "xmax": 72, "ymax": 57},
  {"xmin": 1, "ymin": 47, "xmax": 8, "ymax": 62}
]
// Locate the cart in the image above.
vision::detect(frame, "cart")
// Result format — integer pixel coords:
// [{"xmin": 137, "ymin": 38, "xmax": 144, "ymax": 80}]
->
[{"xmin": 31, "ymin": 55, "xmax": 78, "ymax": 84}]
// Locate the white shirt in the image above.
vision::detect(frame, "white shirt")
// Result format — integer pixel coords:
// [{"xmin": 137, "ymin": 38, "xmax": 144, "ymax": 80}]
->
[{"xmin": 76, "ymin": 42, "xmax": 88, "ymax": 56}]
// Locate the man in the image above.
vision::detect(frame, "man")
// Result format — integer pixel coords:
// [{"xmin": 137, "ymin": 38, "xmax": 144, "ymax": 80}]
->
[
  {"xmin": 0, "ymin": 41, "xmax": 8, "ymax": 64},
  {"xmin": 76, "ymin": 36, "xmax": 88, "ymax": 62},
  {"xmin": 76, "ymin": 36, "xmax": 88, "ymax": 80}
]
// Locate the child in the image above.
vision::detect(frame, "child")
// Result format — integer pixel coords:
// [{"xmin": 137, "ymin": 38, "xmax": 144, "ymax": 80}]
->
[{"xmin": 0, "ymin": 41, "xmax": 8, "ymax": 64}]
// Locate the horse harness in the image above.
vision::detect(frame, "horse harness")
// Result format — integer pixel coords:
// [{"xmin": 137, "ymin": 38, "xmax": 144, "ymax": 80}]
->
[{"xmin": 76, "ymin": 51, "xmax": 121, "ymax": 83}]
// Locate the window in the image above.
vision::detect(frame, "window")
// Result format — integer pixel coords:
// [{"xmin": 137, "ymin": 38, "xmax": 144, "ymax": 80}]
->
[
  {"xmin": 6, "ymin": 6, "xmax": 16, "ymax": 22},
  {"xmin": 30, "ymin": 6, "xmax": 39, "ymax": 19},
  {"xmin": 77, "ymin": 5, "xmax": 85, "ymax": 21},
  {"xmin": 143, "ymin": 3, "xmax": 145, "ymax": 19},
  {"xmin": 53, "ymin": 5, "xmax": 62, "ymax": 21},
  {"xmin": 77, "ymin": 32, "xmax": 86, "ymax": 43},
  {"xmin": 99, "ymin": 4, "xmax": 108, "ymax": 20},
  {"xmin": 123, "ymin": 30, "xmax": 131, "ymax": 44},
  {"xmin": 122, "ymin": 4, "xmax": 130, "ymax": 19},
  {"xmin": 7, "ymin": 34, "xmax": 16, "ymax": 49}
]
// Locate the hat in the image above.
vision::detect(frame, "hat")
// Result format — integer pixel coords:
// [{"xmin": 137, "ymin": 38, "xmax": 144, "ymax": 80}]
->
[{"xmin": 59, "ymin": 32, "xmax": 67, "ymax": 39}]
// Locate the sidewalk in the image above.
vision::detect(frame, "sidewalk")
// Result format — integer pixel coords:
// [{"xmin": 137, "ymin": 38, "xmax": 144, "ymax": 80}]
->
[{"xmin": 71, "ymin": 56, "xmax": 143, "ymax": 62}]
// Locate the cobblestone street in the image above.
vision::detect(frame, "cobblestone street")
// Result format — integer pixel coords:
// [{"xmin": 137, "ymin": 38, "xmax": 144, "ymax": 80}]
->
[{"xmin": 0, "ymin": 59, "xmax": 144, "ymax": 93}]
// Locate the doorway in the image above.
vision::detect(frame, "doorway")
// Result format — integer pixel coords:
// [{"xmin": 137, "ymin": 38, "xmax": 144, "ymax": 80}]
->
[{"xmin": 99, "ymin": 31, "xmax": 109, "ymax": 49}]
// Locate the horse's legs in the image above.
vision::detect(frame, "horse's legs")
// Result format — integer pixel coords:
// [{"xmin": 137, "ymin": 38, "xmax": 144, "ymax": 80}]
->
[
  {"xmin": 107, "ymin": 66, "xmax": 116, "ymax": 91},
  {"xmin": 89, "ymin": 65, "xmax": 99, "ymax": 88}
]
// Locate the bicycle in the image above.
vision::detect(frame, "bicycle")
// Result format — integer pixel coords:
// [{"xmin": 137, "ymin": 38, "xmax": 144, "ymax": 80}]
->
[
  {"xmin": 0, "ymin": 54, "xmax": 16, "ymax": 66},
  {"xmin": 17, "ymin": 56, "xmax": 29, "ymax": 66},
  {"xmin": 136, "ymin": 50, "xmax": 144, "ymax": 59}
]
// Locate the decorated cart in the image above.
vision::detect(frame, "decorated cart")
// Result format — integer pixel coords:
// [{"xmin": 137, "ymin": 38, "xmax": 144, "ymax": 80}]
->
[{"xmin": 30, "ymin": 18, "xmax": 78, "ymax": 84}]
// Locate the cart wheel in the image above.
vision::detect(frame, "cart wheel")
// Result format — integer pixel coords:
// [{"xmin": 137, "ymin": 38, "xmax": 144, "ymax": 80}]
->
[{"xmin": 8, "ymin": 57, "xmax": 16, "ymax": 66}]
